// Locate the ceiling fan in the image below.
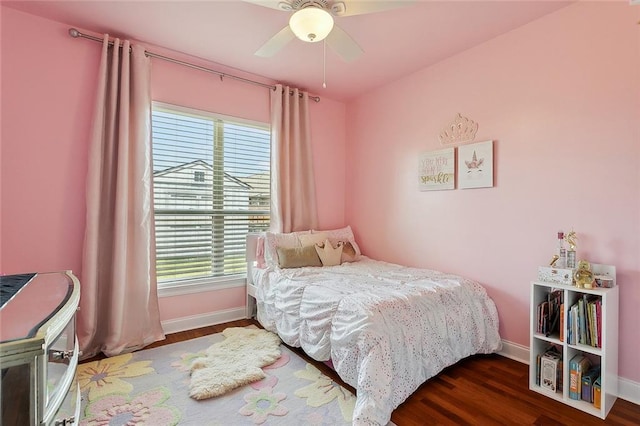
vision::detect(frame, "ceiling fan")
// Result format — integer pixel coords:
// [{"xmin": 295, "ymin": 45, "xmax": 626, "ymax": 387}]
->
[{"xmin": 246, "ymin": 0, "xmax": 413, "ymax": 62}]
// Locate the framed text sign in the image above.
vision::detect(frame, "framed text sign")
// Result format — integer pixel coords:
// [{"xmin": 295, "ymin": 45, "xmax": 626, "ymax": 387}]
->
[{"xmin": 418, "ymin": 148, "xmax": 455, "ymax": 191}]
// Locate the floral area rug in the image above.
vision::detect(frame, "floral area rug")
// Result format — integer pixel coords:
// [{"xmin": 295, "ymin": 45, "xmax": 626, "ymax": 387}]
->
[{"xmin": 76, "ymin": 329, "xmax": 356, "ymax": 425}]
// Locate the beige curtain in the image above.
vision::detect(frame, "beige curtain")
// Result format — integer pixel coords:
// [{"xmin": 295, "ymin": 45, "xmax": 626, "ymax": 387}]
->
[
  {"xmin": 270, "ymin": 84, "xmax": 318, "ymax": 233},
  {"xmin": 79, "ymin": 35, "xmax": 165, "ymax": 358}
]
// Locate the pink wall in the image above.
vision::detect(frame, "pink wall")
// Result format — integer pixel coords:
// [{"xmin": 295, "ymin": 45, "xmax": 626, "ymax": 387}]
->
[
  {"xmin": 346, "ymin": 2, "xmax": 640, "ymax": 383},
  {"xmin": 0, "ymin": 7, "xmax": 346, "ymax": 321},
  {"xmin": 1, "ymin": 7, "xmax": 98, "ymax": 277}
]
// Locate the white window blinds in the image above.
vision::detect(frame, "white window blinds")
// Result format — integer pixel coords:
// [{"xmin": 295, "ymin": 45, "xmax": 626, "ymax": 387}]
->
[{"xmin": 151, "ymin": 103, "xmax": 270, "ymax": 285}]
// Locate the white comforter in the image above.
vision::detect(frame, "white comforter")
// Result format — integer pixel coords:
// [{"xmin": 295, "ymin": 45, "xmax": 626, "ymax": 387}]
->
[{"xmin": 254, "ymin": 258, "xmax": 502, "ymax": 425}]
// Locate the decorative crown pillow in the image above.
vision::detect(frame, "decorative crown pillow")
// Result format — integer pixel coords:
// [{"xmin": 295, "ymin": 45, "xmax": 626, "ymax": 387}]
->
[
  {"xmin": 311, "ymin": 225, "xmax": 362, "ymax": 260},
  {"xmin": 314, "ymin": 239, "xmax": 343, "ymax": 267}
]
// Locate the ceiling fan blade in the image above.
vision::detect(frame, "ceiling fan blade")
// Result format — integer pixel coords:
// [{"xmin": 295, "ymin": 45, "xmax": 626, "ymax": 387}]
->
[
  {"xmin": 326, "ymin": 25, "xmax": 363, "ymax": 62},
  {"xmin": 242, "ymin": 0, "xmax": 292, "ymax": 12},
  {"xmin": 255, "ymin": 26, "xmax": 295, "ymax": 57},
  {"xmin": 332, "ymin": 0, "xmax": 416, "ymax": 17}
]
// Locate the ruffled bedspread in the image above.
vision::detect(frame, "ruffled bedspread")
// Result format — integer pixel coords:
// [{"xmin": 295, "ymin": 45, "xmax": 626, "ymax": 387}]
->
[{"xmin": 254, "ymin": 258, "xmax": 502, "ymax": 425}]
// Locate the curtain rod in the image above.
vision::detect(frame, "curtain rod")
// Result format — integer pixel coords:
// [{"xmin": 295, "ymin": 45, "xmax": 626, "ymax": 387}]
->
[{"xmin": 68, "ymin": 28, "xmax": 320, "ymax": 103}]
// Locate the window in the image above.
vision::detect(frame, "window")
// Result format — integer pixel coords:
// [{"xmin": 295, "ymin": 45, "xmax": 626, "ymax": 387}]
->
[{"xmin": 151, "ymin": 103, "xmax": 270, "ymax": 288}]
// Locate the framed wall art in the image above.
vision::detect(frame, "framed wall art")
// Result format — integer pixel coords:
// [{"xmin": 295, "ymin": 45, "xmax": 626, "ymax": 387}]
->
[
  {"xmin": 457, "ymin": 140, "xmax": 494, "ymax": 189},
  {"xmin": 418, "ymin": 147, "xmax": 455, "ymax": 191}
]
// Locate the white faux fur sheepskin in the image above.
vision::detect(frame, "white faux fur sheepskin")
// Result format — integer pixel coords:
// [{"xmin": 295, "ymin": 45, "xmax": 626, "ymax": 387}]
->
[{"xmin": 189, "ymin": 327, "xmax": 282, "ymax": 400}]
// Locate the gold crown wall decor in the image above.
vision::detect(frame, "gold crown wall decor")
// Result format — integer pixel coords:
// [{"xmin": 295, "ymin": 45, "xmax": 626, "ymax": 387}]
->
[{"xmin": 439, "ymin": 113, "xmax": 479, "ymax": 145}]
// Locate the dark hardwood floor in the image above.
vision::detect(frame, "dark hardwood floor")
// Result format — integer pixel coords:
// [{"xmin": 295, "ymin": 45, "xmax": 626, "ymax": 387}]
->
[{"xmin": 83, "ymin": 319, "xmax": 640, "ymax": 425}]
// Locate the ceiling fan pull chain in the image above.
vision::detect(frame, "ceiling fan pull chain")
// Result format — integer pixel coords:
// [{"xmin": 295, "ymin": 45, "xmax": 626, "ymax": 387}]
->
[{"xmin": 323, "ymin": 38, "xmax": 327, "ymax": 89}]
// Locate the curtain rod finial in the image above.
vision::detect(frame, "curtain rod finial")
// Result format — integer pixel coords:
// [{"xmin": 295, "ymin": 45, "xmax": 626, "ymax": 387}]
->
[{"xmin": 68, "ymin": 28, "xmax": 80, "ymax": 38}]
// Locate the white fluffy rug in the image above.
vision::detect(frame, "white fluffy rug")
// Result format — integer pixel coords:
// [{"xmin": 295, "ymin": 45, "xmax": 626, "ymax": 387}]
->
[{"xmin": 189, "ymin": 327, "xmax": 282, "ymax": 400}]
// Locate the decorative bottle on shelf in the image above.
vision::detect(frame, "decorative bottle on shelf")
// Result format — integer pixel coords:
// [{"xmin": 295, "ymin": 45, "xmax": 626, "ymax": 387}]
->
[
  {"xmin": 557, "ymin": 231, "xmax": 566, "ymax": 268},
  {"xmin": 565, "ymin": 230, "xmax": 577, "ymax": 269},
  {"xmin": 566, "ymin": 249, "xmax": 576, "ymax": 269}
]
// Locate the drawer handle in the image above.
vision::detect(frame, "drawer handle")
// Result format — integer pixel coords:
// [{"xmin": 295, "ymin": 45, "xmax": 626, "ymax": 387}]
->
[
  {"xmin": 50, "ymin": 350, "xmax": 75, "ymax": 361},
  {"xmin": 54, "ymin": 416, "xmax": 75, "ymax": 425}
]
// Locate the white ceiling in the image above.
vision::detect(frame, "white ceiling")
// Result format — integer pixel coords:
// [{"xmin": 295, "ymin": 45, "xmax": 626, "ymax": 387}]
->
[{"xmin": 3, "ymin": 0, "xmax": 573, "ymax": 102}]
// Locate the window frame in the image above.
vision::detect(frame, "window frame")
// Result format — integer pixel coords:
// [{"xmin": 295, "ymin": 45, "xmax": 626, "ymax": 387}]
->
[{"xmin": 151, "ymin": 101, "xmax": 270, "ymax": 297}]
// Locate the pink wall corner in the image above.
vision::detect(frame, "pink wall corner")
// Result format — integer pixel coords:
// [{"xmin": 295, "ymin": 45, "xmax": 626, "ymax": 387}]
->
[
  {"xmin": 346, "ymin": 1, "xmax": 640, "ymax": 383},
  {"xmin": 309, "ymin": 97, "xmax": 347, "ymax": 230}
]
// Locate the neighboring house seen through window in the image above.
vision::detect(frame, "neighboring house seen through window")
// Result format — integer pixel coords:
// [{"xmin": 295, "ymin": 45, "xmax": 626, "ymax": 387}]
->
[
  {"xmin": 151, "ymin": 102, "xmax": 270, "ymax": 289},
  {"xmin": 193, "ymin": 170, "xmax": 205, "ymax": 182}
]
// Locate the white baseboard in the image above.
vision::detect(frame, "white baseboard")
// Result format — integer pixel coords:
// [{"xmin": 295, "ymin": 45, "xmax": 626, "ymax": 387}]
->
[
  {"xmin": 497, "ymin": 339, "xmax": 529, "ymax": 364},
  {"xmin": 160, "ymin": 307, "xmax": 246, "ymax": 335},
  {"xmin": 619, "ymin": 377, "xmax": 640, "ymax": 405},
  {"xmin": 497, "ymin": 339, "xmax": 639, "ymax": 406}
]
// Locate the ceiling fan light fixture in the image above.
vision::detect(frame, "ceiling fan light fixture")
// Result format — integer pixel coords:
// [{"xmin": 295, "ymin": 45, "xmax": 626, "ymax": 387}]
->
[{"xmin": 289, "ymin": 7, "xmax": 334, "ymax": 43}]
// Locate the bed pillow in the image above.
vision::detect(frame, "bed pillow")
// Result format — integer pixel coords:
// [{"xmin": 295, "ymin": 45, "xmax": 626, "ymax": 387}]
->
[
  {"xmin": 298, "ymin": 232, "xmax": 328, "ymax": 247},
  {"xmin": 255, "ymin": 236, "xmax": 266, "ymax": 269},
  {"xmin": 314, "ymin": 239, "xmax": 343, "ymax": 267},
  {"xmin": 276, "ymin": 245, "xmax": 322, "ymax": 268},
  {"xmin": 264, "ymin": 230, "xmax": 310, "ymax": 268},
  {"xmin": 312, "ymin": 226, "xmax": 361, "ymax": 260},
  {"xmin": 340, "ymin": 241, "xmax": 359, "ymax": 263}
]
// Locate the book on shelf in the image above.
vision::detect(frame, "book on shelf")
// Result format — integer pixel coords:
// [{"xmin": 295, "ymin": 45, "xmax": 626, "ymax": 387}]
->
[
  {"xmin": 559, "ymin": 302, "xmax": 564, "ymax": 342},
  {"xmin": 589, "ymin": 300, "xmax": 600, "ymax": 348},
  {"xmin": 569, "ymin": 354, "xmax": 591, "ymax": 400},
  {"xmin": 541, "ymin": 356, "xmax": 560, "ymax": 393},
  {"xmin": 568, "ymin": 304, "xmax": 579, "ymax": 345},
  {"xmin": 586, "ymin": 298, "xmax": 594, "ymax": 346},
  {"xmin": 578, "ymin": 297, "xmax": 587, "ymax": 345},
  {"xmin": 595, "ymin": 299, "xmax": 602, "ymax": 348},
  {"xmin": 539, "ymin": 346, "xmax": 562, "ymax": 393},
  {"xmin": 568, "ymin": 295, "xmax": 602, "ymax": 349},
  {"xmin": 593, "ymin": 376, "xmax": 602, "ymax": 409},
  {"xmin": 550, "ymin": 290, "xmax": 562, "ymax": 333},
  {"xmin": 581, "ymin": 366, "xmax": 601, "ymax": 403},
  {"xmin": 537, "ymin": 301, "xmax": 548, "ymax": 334},
  {"xmin": 536, "ymin": 290, "xmax": 562, "ymax": 337}
]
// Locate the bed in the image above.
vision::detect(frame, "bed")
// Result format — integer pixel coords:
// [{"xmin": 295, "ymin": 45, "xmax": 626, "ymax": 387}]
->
[{"xmin": 246, "ymin": 228, "xmax": 502, "ymax": 426}]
